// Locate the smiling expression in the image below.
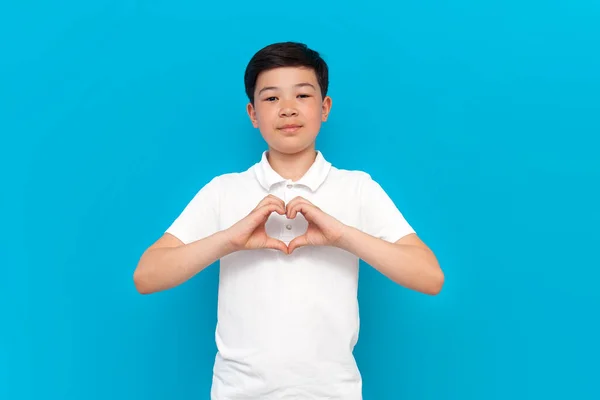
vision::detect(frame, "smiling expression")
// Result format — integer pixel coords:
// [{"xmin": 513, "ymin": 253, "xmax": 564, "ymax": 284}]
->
[{"xmin": 247, "ymin": 67, "xmax": 332, "ymax": 154}]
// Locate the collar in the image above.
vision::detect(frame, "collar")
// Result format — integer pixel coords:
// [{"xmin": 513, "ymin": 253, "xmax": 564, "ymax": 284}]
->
[{"xmin": 253, "ymin": 150, "xmax": 332, "ymax": 192}]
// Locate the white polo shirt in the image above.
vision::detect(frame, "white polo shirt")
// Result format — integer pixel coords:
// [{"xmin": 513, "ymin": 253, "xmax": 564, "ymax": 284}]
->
[{"xmin": 166, "ymin": 150, "xmax": 415, "ymax": 400}]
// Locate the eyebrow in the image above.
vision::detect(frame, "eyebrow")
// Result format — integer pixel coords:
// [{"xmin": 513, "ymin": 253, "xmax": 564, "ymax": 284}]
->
[{"xmin": 258, "ymin": 82, "xmax": 316, "ymax": 95}]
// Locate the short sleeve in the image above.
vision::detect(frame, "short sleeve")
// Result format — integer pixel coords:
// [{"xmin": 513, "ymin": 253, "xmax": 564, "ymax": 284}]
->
[
  {"xmin": 359, "ymin": 173, "xmax": 415, "ymax": 243},
  {"xmin": 165, "ymin": 177, "xmax": 221, "ymax": 245}
]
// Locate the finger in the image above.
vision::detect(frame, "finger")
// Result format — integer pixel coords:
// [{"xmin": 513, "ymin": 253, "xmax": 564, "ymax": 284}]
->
[
  {"xmin": 288, "ymin": 234, "xmax": 309, "ymax": 254},
  {"xmin": 265, "ymin": 237, "xmax": 289, "ymax": 254},
  {"xmin": 256, "ymin": 195, "xmax": 285, "ymax": 210},
  {"xmin": 250, "ymin": 204, "xmax": 285, "ymax": 226},
  {"xmin": 287, "ymin": 201, "xmax": 316, "ymax": 220},
  {"xmin": 286, "ymin": 198, "xmax": 312, "ymax": 218},
  {"xmin": 253, "ymin": 198, "xmax": 280, "ymax": 213},
  {"xmin": 257, "ymin": 203, "xmax": 286, "ymax": 218},
  {"xmin": 286, "ymin": 196, "xmax": 310, "ymax": 209}
]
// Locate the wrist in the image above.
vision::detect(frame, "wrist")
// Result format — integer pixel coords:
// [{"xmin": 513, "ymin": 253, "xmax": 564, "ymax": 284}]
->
[
  {"xmin": 216, "ymin": 229, "xmax": 239, "ymax": 255},
  {"xmin": 334, "ymin": 224, "xmax": 358, "ymax": 251}
]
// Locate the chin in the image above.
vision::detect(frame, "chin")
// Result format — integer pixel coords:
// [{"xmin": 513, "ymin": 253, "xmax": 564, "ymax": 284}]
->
[
  {"xmin": 269, "ymin": 138, "xmax": 316, "ymax": 155},
  {"xmin": 260, "ymin": 129, "xmax": 317, "ymax": 154}
]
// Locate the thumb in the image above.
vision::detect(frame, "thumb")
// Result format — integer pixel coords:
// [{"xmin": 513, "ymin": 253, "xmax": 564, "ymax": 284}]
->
[
  {"xmin": 288, "ymin": 235, "xmax": 309, "ymax": 254},
  {"xmin": 265, "ymin": 237, "xmax": 289, "ymax": 254}
]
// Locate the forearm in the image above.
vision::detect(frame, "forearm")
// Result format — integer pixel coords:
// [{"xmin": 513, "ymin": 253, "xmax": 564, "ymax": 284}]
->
[
  {"xmin": 337, "ymin": 227, "xmax": 444, "ymax": 295},
  {"xmin": 134, "ymin": 231, "xmax": 233, "ymax": 294}
]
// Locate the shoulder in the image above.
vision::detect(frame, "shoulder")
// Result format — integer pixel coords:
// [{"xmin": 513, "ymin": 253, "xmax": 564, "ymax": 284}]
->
[
  {"xmin": 210, "ymin": 168, "xmax": 254, "ymax": 186},
  {"xmin": 200, "ymin": 167, "xmax": 259, "ymax": 195},
  {"xmin": 327, "ymin": 166, "xmax": 373, "ymax": 187},
  {"xmin": 326, "ymin": 167, "xmax": 386, "ymax": 199},
  {"xmin": 327, "ymin": 165, "xmax": 397, "ymax": 203}
]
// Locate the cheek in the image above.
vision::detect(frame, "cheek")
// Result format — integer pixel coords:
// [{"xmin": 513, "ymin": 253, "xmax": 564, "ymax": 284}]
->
[
  {"xmin": 304, "ymin": 105, "xmax": 323, "ymax": 123},
  {"xmin": 256, "ymin": 108, "xmax": 276, "ymax": 125}
]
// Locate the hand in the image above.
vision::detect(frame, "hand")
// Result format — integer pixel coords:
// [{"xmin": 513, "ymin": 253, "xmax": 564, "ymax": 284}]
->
[
  {"xmin": 225, "ymin": 195, "xmax": 288, "ymax": 254},
  {"xmin": 286, "ymin": 196, "xmax": 348, "ymax": 254}
]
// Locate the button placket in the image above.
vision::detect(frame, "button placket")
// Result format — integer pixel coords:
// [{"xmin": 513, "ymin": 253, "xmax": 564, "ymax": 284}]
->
[
  {"xmin": 282, "ymin": 180, "xmax": 295, "ymax": 239},
  {"xmin": 284, "ymin": 180, "xmax": 293, "ymax": 201}
]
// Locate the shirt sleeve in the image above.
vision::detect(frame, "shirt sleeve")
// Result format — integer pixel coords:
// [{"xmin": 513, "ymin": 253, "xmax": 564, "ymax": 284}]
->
[
  {"xmin": 165, "ymin": 177, "xmax": 221, "ymax": 245},
  {"xmin": 359, "ymin": 173, "xmax": 415, "ymax": 243}
]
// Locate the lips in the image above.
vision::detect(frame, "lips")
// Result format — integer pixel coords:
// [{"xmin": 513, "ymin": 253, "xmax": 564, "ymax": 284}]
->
[{"xmin": 278, "ymin": 124, "xmax": 302, "ymax": 133}]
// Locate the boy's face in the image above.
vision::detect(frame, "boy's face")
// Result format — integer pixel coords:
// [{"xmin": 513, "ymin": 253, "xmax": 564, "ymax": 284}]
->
[{"xmin": 247, "ymin": 67, "xmax": 332, "ymax": 155}]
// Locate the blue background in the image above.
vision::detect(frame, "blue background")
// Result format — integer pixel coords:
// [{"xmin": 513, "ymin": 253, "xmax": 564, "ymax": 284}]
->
[{"xmin": 1, "ymin": 1, "xmax": 599, "ymax": 399}]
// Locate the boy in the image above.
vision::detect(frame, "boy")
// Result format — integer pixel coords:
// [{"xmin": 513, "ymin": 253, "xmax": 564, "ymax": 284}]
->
[{"xmin": 134, "ymin": 42, "xmax": 444, "ymax": 399}]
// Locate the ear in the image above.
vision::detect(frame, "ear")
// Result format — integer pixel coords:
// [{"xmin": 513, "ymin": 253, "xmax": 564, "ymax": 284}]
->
[
  {"xmin": 247, "ymin": 102, "xmax": 259, "ymax": 128},
  {"xmin": 321, "ymin": 96, "xmax": 332, "ymax": 122}
]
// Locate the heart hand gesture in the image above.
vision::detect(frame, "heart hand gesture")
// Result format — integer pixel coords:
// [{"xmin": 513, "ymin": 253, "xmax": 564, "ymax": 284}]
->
[
  {"xmin": 285, "ymin": 196, "xmax": 347, "ymax": 254},
  {"xmin": 224, "ymin": 195, "xmax": 289, "ymax": 253},
  {"xmin": 224, "ymin": 195, "xmax": 348, "ymax": 255}
]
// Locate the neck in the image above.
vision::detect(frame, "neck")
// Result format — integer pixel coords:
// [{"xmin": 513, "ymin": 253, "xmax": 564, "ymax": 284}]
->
[{"xmin": 266, "ymin": 146, "xmax": 317, "ymax": 182}]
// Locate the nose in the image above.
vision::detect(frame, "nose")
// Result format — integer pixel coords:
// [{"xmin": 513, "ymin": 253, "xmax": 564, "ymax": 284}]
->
[{"xmin": 279, "ymin": 105, "xmax": 298, "ymax": 118}]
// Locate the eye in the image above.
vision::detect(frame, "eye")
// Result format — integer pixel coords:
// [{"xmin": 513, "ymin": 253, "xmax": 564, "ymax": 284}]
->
[
  {"xmin": 297, "ymin": 94, "xmax": 310, "ymax": 98},
  {"xmin": 264, "ymin": 97, "xmax": 277, "ymax": 102}
]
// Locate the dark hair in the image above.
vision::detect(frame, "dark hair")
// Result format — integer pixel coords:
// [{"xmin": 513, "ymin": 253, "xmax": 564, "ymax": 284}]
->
[{"xmin": 244, "ymin": 42, "xmax": 329, "ymax": 104}]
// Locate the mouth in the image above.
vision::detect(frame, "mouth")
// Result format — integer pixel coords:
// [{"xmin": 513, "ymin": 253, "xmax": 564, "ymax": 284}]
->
[{"xmin": 278, "ymin": 124, "xmax": 303, "ymax": 134}]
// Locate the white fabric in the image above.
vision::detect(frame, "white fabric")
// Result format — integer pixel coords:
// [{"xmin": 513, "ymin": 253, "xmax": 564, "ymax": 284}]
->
[{"xmin": 166, "ymin": 151, "xmax": 415, "ymax": 399}]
